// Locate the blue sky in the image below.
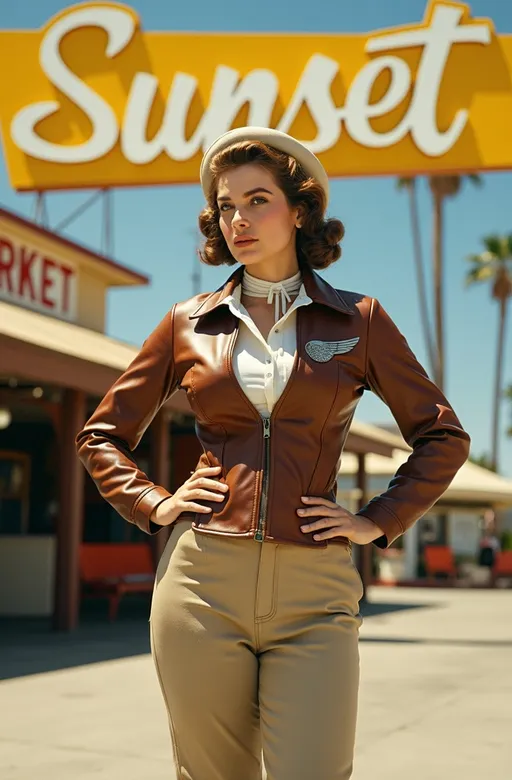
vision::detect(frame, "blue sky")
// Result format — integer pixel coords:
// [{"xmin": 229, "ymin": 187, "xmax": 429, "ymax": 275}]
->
[{"xmin": 1, "ymin": 0, "xmax": 512, "ymax": 477}]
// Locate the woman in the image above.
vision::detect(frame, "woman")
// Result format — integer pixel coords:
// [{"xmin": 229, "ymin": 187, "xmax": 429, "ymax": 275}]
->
[{"xmin": 76, "ymin": 127, "xmax": 470, "ymax": 780}]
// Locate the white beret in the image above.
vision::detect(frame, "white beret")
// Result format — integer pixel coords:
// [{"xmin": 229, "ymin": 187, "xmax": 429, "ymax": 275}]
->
[{"xmin": 199, "ymin": 126, "xmax": 329, "ymax": 202}]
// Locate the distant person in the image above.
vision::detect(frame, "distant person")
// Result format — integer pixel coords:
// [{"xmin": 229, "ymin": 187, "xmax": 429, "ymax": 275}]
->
[
  {"xmin": 76, "ymin": 127, "xmax": 470, "ymax": 779},
  {"xmin": 478, "ymin": 528, "xmax": 501, "ymax": 568}
]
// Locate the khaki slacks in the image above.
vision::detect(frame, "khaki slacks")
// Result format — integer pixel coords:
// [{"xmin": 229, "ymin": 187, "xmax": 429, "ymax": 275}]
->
[{"xmin": 150, "ymin": 520, "xmax": 363, "ymax": 780}]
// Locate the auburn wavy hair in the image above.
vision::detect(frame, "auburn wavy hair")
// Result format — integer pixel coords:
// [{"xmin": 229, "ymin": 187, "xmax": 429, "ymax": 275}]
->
[{"xmin": 197, "ymin": 140, "xmax": 345, "ymax": 269}]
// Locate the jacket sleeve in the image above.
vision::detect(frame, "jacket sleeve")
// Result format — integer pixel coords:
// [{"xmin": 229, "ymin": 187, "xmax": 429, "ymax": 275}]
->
[
  {"xmin": 355, "ymin": 298, "xmax": 471, "ymax": 548},
  {"xmin": 75, "ymin": 306, "xmax": 180, "ymax": 534}
]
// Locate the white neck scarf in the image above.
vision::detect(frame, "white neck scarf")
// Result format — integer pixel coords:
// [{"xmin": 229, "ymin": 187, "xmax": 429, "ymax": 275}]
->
[{"xmin": 241, "ymin": 269, "xmax": 302, "ymax": 321}]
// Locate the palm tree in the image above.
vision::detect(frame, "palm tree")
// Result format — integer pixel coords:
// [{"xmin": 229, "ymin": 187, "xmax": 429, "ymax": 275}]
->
[
  {"xmin": 465, "ymin": 234, "xmax": 512, "ymax": 471},
  {"xmin": 428, "ymin": 174, "xmax": 482, "ymax": 390},
  {"xmin": 397, "ymin": 177, "xmax": 436, "ymax": 377},
  {"xmin": 506, "ymin": 384, "xmax": 512, "ymax": 438}
]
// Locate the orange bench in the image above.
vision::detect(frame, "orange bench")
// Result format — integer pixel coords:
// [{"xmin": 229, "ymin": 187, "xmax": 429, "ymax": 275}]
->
[
  {"xmin": 424, "ymin": 545, "xmax": 457, "ymax": 584},
  {"xmin": 80, "ymin": 543, "xmax": 155, "ymax": 621},
  {"xmin": 491, "ymin": 550, "xmax": 512, "ymax": 587}
]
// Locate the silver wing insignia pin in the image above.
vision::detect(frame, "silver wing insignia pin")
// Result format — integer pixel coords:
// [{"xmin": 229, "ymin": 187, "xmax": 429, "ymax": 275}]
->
[{"xmin": 305, "ymin": 337, "xmax": 360, "ymax": 363}]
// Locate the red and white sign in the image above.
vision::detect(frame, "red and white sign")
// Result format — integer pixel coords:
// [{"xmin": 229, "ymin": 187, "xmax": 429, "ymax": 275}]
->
[{"xmin": 0, "ymin": 235, "xmax": 77, "ymax": 321}]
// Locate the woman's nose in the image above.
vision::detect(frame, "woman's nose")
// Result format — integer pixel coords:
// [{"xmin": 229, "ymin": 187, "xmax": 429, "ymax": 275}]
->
[{"xmin": 232, "ymin": 209, "xmax": 250, "ymax": 228}]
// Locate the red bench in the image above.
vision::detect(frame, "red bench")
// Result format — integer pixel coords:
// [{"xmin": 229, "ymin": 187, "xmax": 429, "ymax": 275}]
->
[
  {"xmin": 80, "ymin": 543, "xmax": 155, "ymax": 621},
  {"xmin": 424, "ymin": 545, "xmax": 457, "ymax": 585},
  {"xmin": 491, "ymin": 550, "xmax": 512, "ymax": 587}
]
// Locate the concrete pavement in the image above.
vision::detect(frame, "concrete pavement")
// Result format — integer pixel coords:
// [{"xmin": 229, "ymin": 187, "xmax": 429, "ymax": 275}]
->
[{"xmin": 0, "ymin": 586, "xmax": 510, "ymax": 779}]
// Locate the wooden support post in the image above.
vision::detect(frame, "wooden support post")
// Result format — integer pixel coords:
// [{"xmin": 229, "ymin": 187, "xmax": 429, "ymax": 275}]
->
[
  {"xmin": 356, "ymin": 452, "xmax": 373, "ymax": 601},
  {"xmin": 53, "ymin": 389, "xmax": 85, "ymax": 631}
]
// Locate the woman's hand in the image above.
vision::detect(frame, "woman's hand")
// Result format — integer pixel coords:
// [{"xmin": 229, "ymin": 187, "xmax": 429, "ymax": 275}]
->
[
  {"xmin": 298, "ymin": 496, "xmax": 383, "ymax": 545},
  {"xmin": 150, "ymin": 466, "xmax": 228, "ymax": 527}
]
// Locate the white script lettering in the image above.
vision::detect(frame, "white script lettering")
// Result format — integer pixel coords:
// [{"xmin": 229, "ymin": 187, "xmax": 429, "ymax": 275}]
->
[
  {"xmin": 11, "ymin": 7, "xmax": 133, "ymax": 163},
  {"xmin": 365, "ymin": 5, "xmax": 491, "ymax": 155},
  {"xmin": 122, "ymin": 66, "xmax": 279, "ymax": 163},
  {"xmin": 10, "ymin": 3, "xmax": 492, "ymax": 165}
]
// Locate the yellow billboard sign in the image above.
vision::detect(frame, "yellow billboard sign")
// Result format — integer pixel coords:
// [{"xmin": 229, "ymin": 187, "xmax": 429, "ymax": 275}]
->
[{"xmin": 0, "ymin": 0, "xmax": 511, "ymax": 192}]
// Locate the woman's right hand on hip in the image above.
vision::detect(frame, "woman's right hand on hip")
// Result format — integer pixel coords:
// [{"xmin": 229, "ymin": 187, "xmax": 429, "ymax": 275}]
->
[{"xmin": 150, "ymin": 466, "xmax": 228, "ymax": 526}]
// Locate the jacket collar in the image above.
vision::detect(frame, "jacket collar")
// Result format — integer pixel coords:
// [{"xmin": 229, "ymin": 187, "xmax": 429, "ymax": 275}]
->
[{"xmin": 189, "ymin": 263, "xmax": 355, "ymax": 319}]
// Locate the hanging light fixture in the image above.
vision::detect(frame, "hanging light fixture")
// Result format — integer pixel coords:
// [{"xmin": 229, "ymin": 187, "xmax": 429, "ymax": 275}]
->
[{"xmin": 0, "ymin": 408, "xmax": 12, "ymax": 430}]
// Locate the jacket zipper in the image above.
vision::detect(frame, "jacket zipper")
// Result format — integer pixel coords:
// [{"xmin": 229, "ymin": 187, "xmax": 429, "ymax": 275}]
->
[
  {"xmin": 254, "ymin": 416, "xmax": 271, "ymax": 542},
  {"xmin": 226, "ymin": 309, "xmax": 303, "ymax": 543}
]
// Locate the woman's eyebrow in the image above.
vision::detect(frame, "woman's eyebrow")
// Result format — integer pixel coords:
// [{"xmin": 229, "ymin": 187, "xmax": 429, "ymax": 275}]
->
[{"xmin": 217, "ymin": 187, "xmax": 273, "ymax": 203}]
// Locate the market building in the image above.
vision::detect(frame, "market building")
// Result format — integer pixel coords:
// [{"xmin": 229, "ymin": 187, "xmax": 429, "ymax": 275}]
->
[{"xmin": 0, "ymin": 206, "xmax": 192, "ymax": 629}]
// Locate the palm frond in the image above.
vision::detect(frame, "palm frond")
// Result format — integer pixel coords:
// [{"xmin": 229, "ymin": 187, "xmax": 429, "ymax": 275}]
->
[
  {"xmin": 467, "ymin": 173, "xmax": 483, "ymax": 187},
  {"xmin": 396, "ymin": 177, "xmax": 415, "ymax": 191},
  {"xmin": 482, "ymin": 234, "xmax": 503, "ymax": 257},
  {"xmin": 465, "ymin": 251, "xmax": 494, "ymax": 265},
  {"xmin": 465, "ymin": 264, "xmax": 495, "ymax": 286}
]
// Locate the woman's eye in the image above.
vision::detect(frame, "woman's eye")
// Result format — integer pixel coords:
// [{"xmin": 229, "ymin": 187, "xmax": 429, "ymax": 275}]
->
[{"xmin": 219, "ymin": 197, "xmax": 266, "ymax": 212}]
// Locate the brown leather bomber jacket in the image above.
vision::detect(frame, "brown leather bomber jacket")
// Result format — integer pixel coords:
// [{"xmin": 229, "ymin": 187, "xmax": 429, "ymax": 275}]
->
[{"xmin": 76, "ymin": 264, "xmax": 471, "ymax": 549}]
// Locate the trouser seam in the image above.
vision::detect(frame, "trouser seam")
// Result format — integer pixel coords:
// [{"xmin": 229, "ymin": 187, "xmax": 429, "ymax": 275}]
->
[
  {"xmin": 255, "ymin": 547, "xmax": 280, "ymax": 623},
  {"xmin": 254, "ymin": 548, "xmax": 263, "ymax": 651}
]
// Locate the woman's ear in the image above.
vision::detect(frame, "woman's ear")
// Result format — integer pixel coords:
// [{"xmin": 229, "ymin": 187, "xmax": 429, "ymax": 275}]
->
[{"xmin": 295, "ymin": 205, "xmax": 305, "ymax": 229}]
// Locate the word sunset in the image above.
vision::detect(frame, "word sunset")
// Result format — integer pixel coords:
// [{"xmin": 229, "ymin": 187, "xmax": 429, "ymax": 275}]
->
[{"xmin": 0, "ymin": 1, "xmax": 510, "ymax": 191}]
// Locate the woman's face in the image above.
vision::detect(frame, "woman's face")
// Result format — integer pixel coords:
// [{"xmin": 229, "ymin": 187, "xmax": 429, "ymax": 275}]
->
[{"xmin": 216, "ymin": 163, "xmax": 300, "ymax": 268}]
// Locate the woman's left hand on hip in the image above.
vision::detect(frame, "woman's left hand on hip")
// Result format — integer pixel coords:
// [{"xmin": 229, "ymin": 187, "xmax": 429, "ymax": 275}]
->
[{"xmin": 298, "ymin": 496, "xmax": 383, "ymax": 544}]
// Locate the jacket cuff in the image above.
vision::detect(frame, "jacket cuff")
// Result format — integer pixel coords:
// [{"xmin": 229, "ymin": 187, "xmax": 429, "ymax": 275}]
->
[
  {"xmin": 131, "ymin": 486, "xmax": 173, "ymax": 534},
  {"xmin": 356, "ymin": 503, "xmax": 405, "ymax": 549}
]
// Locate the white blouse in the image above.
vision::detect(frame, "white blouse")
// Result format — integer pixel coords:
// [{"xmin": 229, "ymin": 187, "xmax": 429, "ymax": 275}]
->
[{"xmin": 223, "ymin": 270, "xmax": 313, "ymax": 417}]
